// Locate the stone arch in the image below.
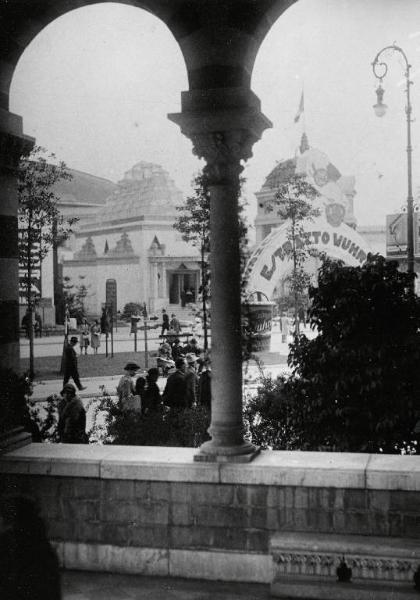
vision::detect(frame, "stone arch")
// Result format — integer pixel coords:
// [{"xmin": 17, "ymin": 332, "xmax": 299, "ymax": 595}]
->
[
  {"xmin": 0, "ymin": 0, "xmax": 297, "ymax": 109},
  {"xmin": 1, "ymin": 2, "xmax": 187, "ymax": 110}
]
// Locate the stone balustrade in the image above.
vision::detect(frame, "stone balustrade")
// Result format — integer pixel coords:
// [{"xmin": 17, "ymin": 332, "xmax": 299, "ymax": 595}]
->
[{"xmin": 1, "ymin": 445, "xmax": 420, "ymax": 590}]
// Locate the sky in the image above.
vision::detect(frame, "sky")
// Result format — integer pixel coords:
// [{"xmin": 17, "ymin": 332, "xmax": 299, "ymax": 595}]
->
[{"xmin": 9, "ymin": 0, "xmax": 420, "ymax": 233}]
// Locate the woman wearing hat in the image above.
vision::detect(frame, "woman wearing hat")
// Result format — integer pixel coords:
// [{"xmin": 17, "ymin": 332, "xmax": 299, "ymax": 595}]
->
[
  {"xmin": 117, "ymin": 363, "xmax": 142, "ymax": 413},
  {"xmin": 57, "ymin": 383, "xmax": 88, "ymax": 444}
]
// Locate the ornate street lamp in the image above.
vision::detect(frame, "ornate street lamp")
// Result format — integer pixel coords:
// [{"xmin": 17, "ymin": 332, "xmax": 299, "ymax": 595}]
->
[{"xmin": 372, "ymin": 44, "xmax": 415, "ymax": 290}]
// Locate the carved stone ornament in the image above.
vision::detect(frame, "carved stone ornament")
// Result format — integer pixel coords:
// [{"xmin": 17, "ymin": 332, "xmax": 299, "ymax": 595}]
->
[
  {"xmin": 272, "ymin": 552, "xmax": 417, "ymax": 582},
  {"xmin": 0, "ymin": 130, "xmax": 34, "ymax": 172},
  {"xmin": 190, "ymin": 130, "xmax": 253, "ymax": 184}
]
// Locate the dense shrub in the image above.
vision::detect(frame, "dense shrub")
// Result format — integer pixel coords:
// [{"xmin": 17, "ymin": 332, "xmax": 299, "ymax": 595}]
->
[
  {"xmin": 89, "ymin": 388, "xmax": 210, "ymax": 447},
  {"xmin": 247, "ymin": 255, "xmax": 420, "ymax": 453}
]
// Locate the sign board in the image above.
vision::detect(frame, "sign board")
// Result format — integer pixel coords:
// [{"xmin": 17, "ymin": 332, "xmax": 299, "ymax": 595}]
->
[
  {"xmin": 386, "ymin": 212, "xmax": 420, "ymax": 257},
  {"xmin": 105, "ymin": 279, "xmax": 117, "ymax": 316},
  {"xmin": 245, "ymin": 215, "xmax": 371, "ymax": 300},
  {"xmin": 243, "ymin": 301, "xmax": 275, "ymax": 352},
  {"xmin": 386, "ymin": 213, "xmax": 407, "ymax": 257}
]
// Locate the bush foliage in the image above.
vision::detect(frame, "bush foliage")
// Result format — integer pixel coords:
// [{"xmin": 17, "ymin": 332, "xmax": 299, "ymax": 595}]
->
[
  {"xmin": 89, "ymin": 387, "xmax": 211, "ymax": 447},
  {"xmin": 246, "ymin": 255, "xmax": 420, "ymax": 453}
]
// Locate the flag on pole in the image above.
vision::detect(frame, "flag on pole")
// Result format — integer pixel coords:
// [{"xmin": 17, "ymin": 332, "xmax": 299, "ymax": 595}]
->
[{"xmin": 294, "ymin": 91, "xmax": 304, "ymax": 123}]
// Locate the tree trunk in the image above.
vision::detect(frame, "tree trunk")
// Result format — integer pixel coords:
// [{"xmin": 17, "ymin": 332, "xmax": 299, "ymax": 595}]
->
[
  {"xmin": 201, "ymin": 243, "xmax": 208, "ymax": 350},
  {"xmin": 26, "ymin": 226, "xmax": 35, "ymax": 380},
  {"xmin": 291, "ymin": 215, "xmax": 299, "ymax": 337}
]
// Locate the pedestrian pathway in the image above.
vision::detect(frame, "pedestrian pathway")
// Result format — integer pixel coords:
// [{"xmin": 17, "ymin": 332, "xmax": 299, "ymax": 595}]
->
[
  {"xmin": 62, "ymin": 570, "xmax": 271, "ymax": 600},
  {"xmin": 31, "ymin": 374, "xmax": 122, "ymax": 402}
]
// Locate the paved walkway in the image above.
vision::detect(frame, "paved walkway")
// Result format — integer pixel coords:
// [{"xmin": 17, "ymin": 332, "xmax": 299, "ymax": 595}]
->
[{"xmin": 62, "ymin": 570, "xmax": 271, "ymax": 599}]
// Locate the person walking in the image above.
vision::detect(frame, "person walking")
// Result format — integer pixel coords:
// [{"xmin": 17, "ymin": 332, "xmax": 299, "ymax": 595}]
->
[
  {"xmin": 162, "ymin": 357, "xmax": 187, "ymax": 409},
  {"xmin": 63, "ymin": 336, "xmax": 86, "ymax": 391},
  {"xmin": 185, "ymin": 353, "xmax": 199, "ymax": 408},
  {"xmin": 90, "ymin": 319, "xmax": 101, "ymax": 355},
  {"xmin": 169, "ymin": 313, "xmax": 181, "ymax": 335},
  {"xmin": 161, "ymin": 308, "xmax": 170, "ymax": 337},
  {"xmin": 57, "ymin": 383, "xmax": 88, "ymax": 444}
]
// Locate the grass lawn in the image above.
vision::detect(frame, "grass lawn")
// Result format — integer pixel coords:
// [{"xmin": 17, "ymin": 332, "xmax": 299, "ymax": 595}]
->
[
  {"xmin": 20, "ymin": 350, "xmax": 153, "ymax": 380},
  {"xmin": 21, "ymin": 348, "xmax": 286, "ymax": 381}
]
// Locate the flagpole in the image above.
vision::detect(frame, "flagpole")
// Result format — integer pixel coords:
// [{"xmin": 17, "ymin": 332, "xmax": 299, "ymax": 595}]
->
[{"xmin": 301, "ymin": 84, "xmax": 306, "ymax": 134}]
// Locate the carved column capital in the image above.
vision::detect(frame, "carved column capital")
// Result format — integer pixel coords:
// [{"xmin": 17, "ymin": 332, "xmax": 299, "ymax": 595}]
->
[
  {"xmin": 190, "ymin": 129, "xmax": 252, "ymax": 184},
  {"xmin": 168, "ymin": 87, "xmax": 272, "ymax": 185}
]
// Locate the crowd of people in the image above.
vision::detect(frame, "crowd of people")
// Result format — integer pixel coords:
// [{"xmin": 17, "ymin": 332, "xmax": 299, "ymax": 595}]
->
[{"xmin": 56, "ymin": 335, "xmax": 211, "ymax": 444}]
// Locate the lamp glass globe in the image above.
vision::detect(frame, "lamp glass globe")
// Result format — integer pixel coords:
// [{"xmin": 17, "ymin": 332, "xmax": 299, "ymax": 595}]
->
[{"xmin": 373, "ymin": 102, "xmax": 387, "ymax": 117}]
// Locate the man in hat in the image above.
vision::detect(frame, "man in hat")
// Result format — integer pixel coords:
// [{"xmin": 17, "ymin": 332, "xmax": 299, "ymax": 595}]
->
[
  {"xmin": 63, "ymin": 336, "xmax": 86, "ymax": 391},
  {"xmin": 184, "ymin": 353, "xmax": 199, "ymax": 408},
  {"xmin": 57, "ymin": 383, "xmax": 87, "ymax": 443},
  {"xmin": 117, "ymin": 362, "xmax": 140, "ymax": 411},
  {"xmin": 162, "ymin": 357, "xmax": 187, "ymax": 409}
]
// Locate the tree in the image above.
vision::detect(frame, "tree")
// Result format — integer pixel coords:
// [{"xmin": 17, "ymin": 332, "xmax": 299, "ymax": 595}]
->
[
  {"xmin": 246, "ymin": 255, "xmax": 420, "ymax": 454},
  {"xmin": 18, "ymin": 146, "xmax": 77, "ymax": 379},
  {"xmin": 62, "ymin": 275, "xmax": 90, "ymax": 324},
  {"xmin": 266, "ymin": 173, "xmax": 320, "ymax": 334},
  {"xmin": 174, "ymin": 172, "xmax": 249, "ymax": 351},
  {"xmin": 174, "ymin": 172, "xmax": 211, "ymax": 349}
]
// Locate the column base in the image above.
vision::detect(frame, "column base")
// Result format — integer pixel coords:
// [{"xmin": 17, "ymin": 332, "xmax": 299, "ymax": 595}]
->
[{"xmin": 194, "ymin": 440, "xmax": 260, "ymax": 463}]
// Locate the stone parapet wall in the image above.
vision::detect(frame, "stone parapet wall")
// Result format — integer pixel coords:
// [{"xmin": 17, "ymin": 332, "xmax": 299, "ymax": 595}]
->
[{"xmin": 1, "ymin": 445, "xmax": 420, "ymax": 583}]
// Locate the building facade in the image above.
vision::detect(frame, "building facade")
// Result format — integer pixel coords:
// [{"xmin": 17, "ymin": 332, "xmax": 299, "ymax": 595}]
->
[{"xmin": 62, "ymin": 162, "xmax": 200, "ymax": 316}]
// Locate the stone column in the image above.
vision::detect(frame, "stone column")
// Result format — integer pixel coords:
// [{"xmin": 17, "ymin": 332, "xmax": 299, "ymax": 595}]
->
[
  {"xmin": 0, "ymin": 108, "xmax": 34, "ymax": 452},
  {"xmin": 169, "ymin": 88, "xmax": 271, "ymax": 461}
]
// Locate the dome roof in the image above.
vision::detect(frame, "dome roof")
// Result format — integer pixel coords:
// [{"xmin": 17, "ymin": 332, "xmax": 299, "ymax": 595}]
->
[
  {"xmin": 262, "ymin": 134, "xmax": 342, "ymax": 191},
  {"xmin": 262, "ymin": 158, "xmax": 297, "ymax": 190},
  {"xmin": 84, "ymin": 162, "xmax": 183, "ymax": 226}
]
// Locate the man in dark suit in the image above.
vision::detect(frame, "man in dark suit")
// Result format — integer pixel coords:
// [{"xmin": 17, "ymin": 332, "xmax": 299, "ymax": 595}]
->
[
  {"xmin": 63, "ymin": 336, "xmax": 86, "ymax": 391},
  {"xmin": 162, "ymin": 357, "xmax": 187, "ymax": 409}
]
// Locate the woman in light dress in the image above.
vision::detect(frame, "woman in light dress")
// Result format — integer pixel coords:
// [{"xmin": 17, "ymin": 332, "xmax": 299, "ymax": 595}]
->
[
  {"xmin": 79, "ymin": 319, "xmax": 90, "ymax": 355},
  {"xmin": 90, "ymin": 319, "xmax": 101, "ymax": 355}
]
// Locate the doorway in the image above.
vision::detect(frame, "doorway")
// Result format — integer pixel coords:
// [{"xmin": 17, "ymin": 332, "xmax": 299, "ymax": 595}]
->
[{"xmin": 169, "ymin": 271, "xmax": 198, "ymax": 305}]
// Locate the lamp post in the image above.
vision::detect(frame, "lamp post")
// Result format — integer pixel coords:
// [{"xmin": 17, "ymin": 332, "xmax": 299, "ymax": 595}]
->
[{"xmin": 372, "ymin": 44, "xmax": 415, "ymax": 291}]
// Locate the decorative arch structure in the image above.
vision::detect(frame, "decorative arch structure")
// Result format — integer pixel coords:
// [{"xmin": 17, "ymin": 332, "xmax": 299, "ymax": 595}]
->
[
  {"xmin": 246, "ymin": 215, "xmax": 371, "ymax": 299},
  {"xmin": 0, "ymin": 0, "xmax": 297, "ymax": 459}
]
